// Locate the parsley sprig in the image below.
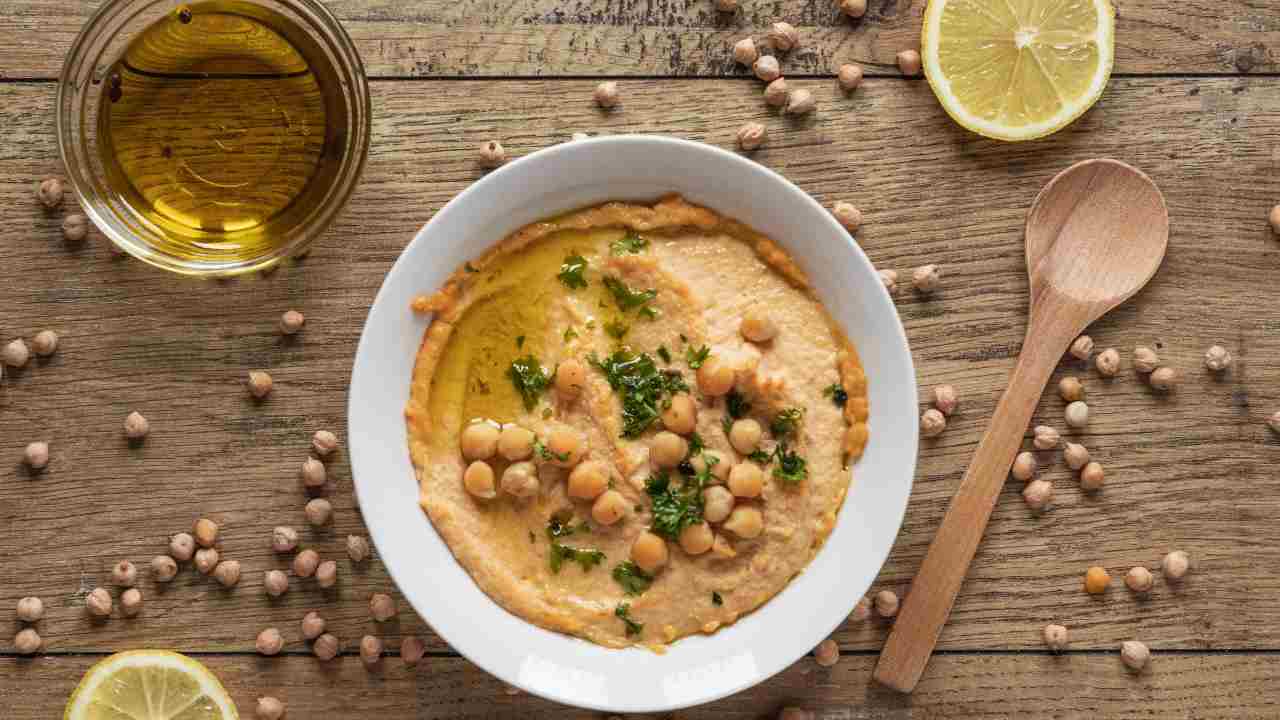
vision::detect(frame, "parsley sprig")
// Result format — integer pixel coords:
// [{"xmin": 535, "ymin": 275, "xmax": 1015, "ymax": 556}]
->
[
  {"xmin": 612, "ymin": 561, "xmax": 654, "ymax": 596},
  {"xmin": 615, "ymin": 603, "xmax": 643, "ymax": 636},
  {"xmin": 590, "ymin": 350, "xmax": 688, "ymax": 438},
  {"xmin": 610, "ymin": 231, "xmax": 648, "ymax": 255},
  {"xmin": 558, "ymin": 254, "xmax": 588, "ymax": 289},
  {"xmin": 603, "ymin": 276, "xmax": 657, "ymax": 312},
  {"xmin": 507, "ymin": 355, "xmax": 549, "ymax": 410}
]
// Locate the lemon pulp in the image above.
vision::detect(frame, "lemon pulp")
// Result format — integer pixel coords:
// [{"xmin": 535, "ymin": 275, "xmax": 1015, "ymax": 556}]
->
[{"xmin": 64, "ymin": 651, "xmax": 238, "ymax": 720}]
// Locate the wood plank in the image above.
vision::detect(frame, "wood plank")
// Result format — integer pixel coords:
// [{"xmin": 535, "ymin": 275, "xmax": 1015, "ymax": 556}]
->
[
  {"xmin": 1, "ymin": 77, "xmax": 1278, "ymax": 658},
  {"xmin": 1, "ymin": 0, "xmax": 1277, "ymax": 79},
  {"xmin": 3, "ymin": 652, "xmax": 1279, "ymax": 718}
]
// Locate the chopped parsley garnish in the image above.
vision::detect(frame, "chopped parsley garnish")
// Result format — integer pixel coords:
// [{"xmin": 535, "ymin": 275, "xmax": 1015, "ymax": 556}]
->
[
  {"xmin": 688, "ymin": 432, "xmax": 706, "ymax": 456},
  {"xmin": 726, "ymin": 390, "xmax": 751, "ymax": 419},
  {"xmin": 610, "ymin": 231, "xmax": 649, "ymax": 255},
  {"xmin": 646, "ymin": 470, "xmax": 704, "ymax": 539},
  {"xmin": 549, "ymin": 542, "xmax": 605, "ymax": 573},
  {"xmin": 721, "ymin": 415, "xmax": 733, "ymax": 437},
  {"xmin": 547, "ymin": 518, "xmax": 580, "ymax": 539},
  {"xmin": 604, "ymin": 319, "xmax": 630, "ymax": 339},
  {"xmin": 515, "ymin": 335, "xmax": 526, "ymax": 348},
  {"xmin": 772, "ymin": 442, "xmax": 808, "ymax": 484},
  {"xmin": 612, "ymin": 561, "xmax": 654, "ymax": 596},
  {"xmin": 657, "ymin": 345, "xmax": 672, "ymax": 364},
  {"xmin": 746, "ymin": 449, "xmax": 772, "ymax": 465},
  {"xmin": 770, "ymin": 408, "xmax": 804, "ymax": 438},
  {"xmin": 557, "ymin": 254, "xmax": 588, "ymax": 289},
  {"xmin": 603, "ymin": 276, "xmax": 657, "ymax": 312},
  {"xmin": 639, "ymin": 306, "xmax": 660, "ymax": 320},
  {"xmin": 712, "ymin": 591, "xmax": 723, "ymax": 606},
  {"xmin": 686, "ymin": 345, "xmax": 710, "ymax": 369},
  {"xmin": 679, "ymin": 333, "xmax": 688, "ymax": 344},
  {"xmin": 507, "ymin": 355, "xmax": 550, "ymax": 410},
  {"xmin": 564, "ymin": 327, "xmax": 579, "ymax": 342},
  {"xmin": 534, "ymin": 439, "xmax": 570, "ymax": 463},
  {"xmin": 615, "ymin": 603, "xmax": 643, "ymax": 636},
  {"xmin": 464, "ymin": 262, "xmax": 479, "ymax": 274},
  {"xmin": 823, "ymin": 383, "xmax": 849, "ymax": 408},
  {"xmin": 590, "ymin": 350, "xmax": 689, "ymax": 438}
]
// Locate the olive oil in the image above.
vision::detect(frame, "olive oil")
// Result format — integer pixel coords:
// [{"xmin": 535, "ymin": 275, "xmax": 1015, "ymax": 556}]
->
[{"xmin": 97, "ymin": 1, "xmax": 347, "ymax": 264}]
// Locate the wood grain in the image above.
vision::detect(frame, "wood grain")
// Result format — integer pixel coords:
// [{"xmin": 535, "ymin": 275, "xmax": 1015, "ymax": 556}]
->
[
  {"xmin": 1, "ymin": 0, "xmax": 1277, "ymax": 79},
  {"xmin": 1, "ymin": 76, "xmax": 1278, "ymax": 671}
]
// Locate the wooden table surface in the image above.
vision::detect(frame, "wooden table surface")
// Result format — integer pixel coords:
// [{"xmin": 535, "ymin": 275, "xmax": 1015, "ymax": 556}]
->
[{"xmin": 2, "ymin": 0, "xmax": 1279, "ymax": 717}]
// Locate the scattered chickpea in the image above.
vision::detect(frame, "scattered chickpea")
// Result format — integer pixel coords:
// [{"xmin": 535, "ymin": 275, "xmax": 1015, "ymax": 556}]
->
[
  {"xmin": 214, "ymin": 560, "xmax": 242, "ymax": 588},
  {"xmin": 785, "ymin": 88, "xmax": 816, "ymax": 116},
  {"xmin": 920, "ymin": 408, "xmax": 946, "ymax": 438},
  {"xmin": 1095, "ymin": 348, "xmax": 1120, "ymax": 377},
  {"xmin": 723, "ymin": 505, "xmax": 764, "ymax": 539},
  {"xmin": 1011, "ymin": 451, "xmax": 1037, "ymax": 482},
  {"xmin": 850, "ymin": 596, "xmax": 872, "ymax": 622},
  {"xmin": 678, "ymin": 521, "xmax": 714, "ymax": 555},
  {"xmin": 264, "ymin": 569, "xmax": 289, "ymax": 597},
  {"xmin": 120, "ymin": 588, "xmax": 143, "ymax": 617},
  {"xmin": 313, "ymin": 633, "xmax": 340, "ymax": 661},
  {"xmin": 1080, "ymin": 461, "xmax": 1105, "ymax": 492},
  {"xmin": 711, "ymin": 534, "xmax": 737, "ymax": 559},
  {"xmin": 697, "ymin": 355, "xmax": 736, "ymax": 396},
  {"xmin": 896, "ymin": 49, "xmax": 922, "ymax": 76},
  {"xmin": 728, "ymin": 462, "xmax": 765, "ymax": 498},
  {"xmin": 293, "ymin": 549, "xmax": 320, "ymax": 578},
  {"xmin": 1064, "ymin": 400, "xmax": 1089, "ymax": 428},
  {"xmin": 63, "ymin": 214, "xmax": 89, "ymax": 242},
  {"xmin": 1033, "ymin": 425, "xmax": 1060, "ymax": 450},
  {"xmin": 1132, "ymin": 346, "xmax": 1160, "ymax": 373},
  {"xmin": 1063, "ymin": 442, "xmax": 1090, "ymax": 471},
  {"xmin": 874, "ymin": 589, "xmax": 899, "ymax": 618},
  {"xmin": 37, "ymin": 177, "xmax": 64, "ymax": 209},
  {"xmin": 256, "ymin": 697, "xmax": 286, "ymax": 720},
  {"xmin": 300, "ymin": 457, "xmax": 327, "ymax": 489},
  {"xmin": 1042, "ymin": 623, "xmax": 1068, "ymax": 652},
  {"xmin": 1069, "ymin": 335, "xmax": 1094, "ymax": 361},
  {"xmin": 839, "ymin": 0, "xmax": 867, "ymax": 17},
  {"xmin": 932, "ymin": 384, "xmax": 958, "ymax": 417},
  {"xmin": 195, "ymin": 548, "xmax": 220, "ymax": 574},
  {"xmin": 112, "ymin": 560, "xmax": 138, "ymax": 587},
  {"xmin": 1270, "ymin": 205, "xmax": 1280, "ymax": 235},
  {"xmin": 360, "ymin": 634, "xmax": 384, "ymax": 667},
  {"xmin": 247, "ymin": 370, "xmax": 274, "ymax": 399},
  {"xmin": 1058, "ymin": 376, "xmax": 1085, "ymax": 402},
  {"xmin": 347, "ymin": 534, "xmax": 371, "ymax": 563},
  {"xmin": 3, "ymin": 338, "xmax": 30, "ymax": 368},
  {"xmin": 402, "ymin": 635, "xmax": 427, "ymax": 666},
  {"xmin": 728, "ymin": 418, "xmax": 763, "ymax": 454},
  {"xmin": 737, "ymin": 121, "xmax": 768, "ymax": 151},
  {"xmin": 478, "ymin": 141, "xmax": 506, "ymax": 169},
  {"xmin": 837, "ymin": 64, "xmax": 864, "ymax": 94},
  {"xmin": 316, "ymin": 560, "xmax": 338, "ymax": 589},
  {"xmin": 14, "ymin": 628, "xmax": 42, "ymax": 655},
  {"xmin": 732, "ymin": 37, "xmax": 758, "ymax": 65},
  {"xmin": 878, "ymin": 269, "xmax": 899, "ymax": 294},
  {"xmin": 740, "ymin": 308, "xmax": 779, "ymax": 343},
  {"xmin": 279, "ymin": 310, "xmax": 305, "ymax": 335},
  {"xmin": 1204, "ymin": 345, "xmax": 1232, "ymax": 372},
  {"xmin": 753, "ymin": 56, "xmax": 781, "ymax": 83},
  {"xmin": 593, "ymin": 81, "xmax": 620, "ymax": 109},
  {"xmin": 912, "ymin": 264, "xmax": 940, "ymax": 293},
  {"xmin": 568, "ymin": 460, "xmax": 610, "ymax": 499},
  {"xmin": 703, "ymin": 485, "xmax": 736, "ymax": 523},
  {"xmin": 814, "ymin": 637, "xmax": 839, "ymax": 667},
  {"xmin": 554, "ymin": 359, "xmax": 587, "ymax": 398},
  {"xmin": 661, "ymin": 394, "xmax": 698, "ymax": 435},
  {"xmin": 194, "ymin": 517, "xmax": 219, "ymax": 547},
  {"xmin": 1119, "ymin": 640, "xmax": 1150, "ymax": 671},
  {"xmin": 170, "ymin": 532, "xmax": 196, "ymax": 561},
  {"xmin": 1161, "ymin": 550, "xmax": 1190, "ymax": 582},
  {"xmin": 148, "ymin": 555, "xmax": 177, "ymax": 583},
  {"xmin": 463, "ymin": 460, "xmax": 497, "ymax": 499},
  {"xmin": 832, "ymin": 202, "xmax": 862, "ymax": 231},
  {"xmin": 16, "ymin": 596, "xmax": 44, "ymax": 622},
  {"xmin": 1149, "ymin": 366, "xmax": 1178, "ymax": 391},
  {"xmin": 124, "ymin": 411, "xmax": 150, "ymax": 441},
  {"xmin": 592, "ymin": 489, "xmax": 629, "ymax": 526},
  {"xmin": 1022, "ymin": 479, "xmax": 1053, "ymax": 513},
  {"xmin": 500, "ymin": 461, "xmax": 539, "ymax": 498},
  {"xmin": 370, "ymin": 593, "xmax": 398, "ymax": 622},
  {"xmin": 1125, "ymin": 566, "xmax": 1154, "ymax": 594},
  {"xmin": 1083, "ymin": 566, "xmax": 1111, "ymax": 594},
  {"xmin": 272, "ymin": 526, "xmax": 299, "ymax": 553},
  {"xmin": 31, "ymin": 330, "xmax": 58, "ymax": 357},
  {"xmin": 632, "ymin": 531, "xmax": 670, "ymax": 573},
  {"xmin": 763, "ymin": 77, "xmax": 789, "ymax": 107},
  {"xmin": 86, "ymin": 587, "xmax": 112, "ymax": 617},
  {"xmin": 301, "ymin": 611, "xmax": 326, "ymax": 640},
  {"xmin": 545, "ymin": 427, "xmax": 585, "ymax": 467},
  {"xmin": 305, "ymin": 497, "xmax": 333, "ymax": 527},
  {"xmin": 24, "ymin": 441, "xmax": 49, "ymax": 471},
  {"xmin": 312, "ymin": 430, "xmax": 339, "ymax": 457},
  {"xmin": 767, "ymin": 22, "xmax": 799, "ymax": 52}
]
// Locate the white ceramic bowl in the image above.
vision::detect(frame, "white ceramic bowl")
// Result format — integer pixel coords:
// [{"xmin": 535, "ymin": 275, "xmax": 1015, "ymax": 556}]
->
[{"xmin": 349, "ymin": 135, "xmax": 917, "ymax": 713}]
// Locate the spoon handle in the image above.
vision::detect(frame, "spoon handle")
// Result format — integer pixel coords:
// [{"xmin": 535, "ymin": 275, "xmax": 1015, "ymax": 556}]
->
[{"xmin": 873, "ymin": 309, "xmax": 1079, "ymax": 692}]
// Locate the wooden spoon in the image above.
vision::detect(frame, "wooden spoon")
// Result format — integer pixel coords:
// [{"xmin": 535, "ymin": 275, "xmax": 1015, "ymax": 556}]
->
[{"xmin": 873, "ymin": 159, "xmax": 1169, "ymax": 693}]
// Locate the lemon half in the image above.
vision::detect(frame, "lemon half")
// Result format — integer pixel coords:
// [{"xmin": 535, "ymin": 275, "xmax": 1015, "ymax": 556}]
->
[
  {"xmin": 64, "ymin": 650, "xmax": 239, "ymax": 720},
  {"xmin": 922, "ymin": 0, "xmax": 1115, "ymax": 141}
]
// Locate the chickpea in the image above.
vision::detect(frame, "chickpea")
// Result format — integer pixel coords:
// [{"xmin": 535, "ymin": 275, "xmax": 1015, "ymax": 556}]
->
[
  {"xmin": 347, "ymin": 535, "xmax": 372, "ymax": 563},
  {"xmin": 1069, "ymin": 335, "xmax": 1094, "ymax": 361},
  {"xmin": 147, "ymin": 557, "xmax": 174, "ymax": 584},
  {"xmin": 555, "ymin": 359, "xmax": 587, "ymax": 398},
  {"xmin": 896, "ymin": 49, "xmax": 922, "ymax": 76},
  {"xmin": 1083, "ymin": 566, "xmax": 1110, "ymax": 594},
  {"xmin": 498, "ymin": 425, "xmax": 535, "ymax": 461},
  {"xmin": 1032, "ymin": 425, "xmax": 1060, "ymax": 450},
  {"xmin": 256, "ymin": 697, "xmax": 287, "ymax": 720},
  {"xmin": 37, "ymin": 177, "xmax": 64, "ymax": 209},
  {"xmin": 703, "ymin": 485, "xmax": 736, "ymax": 523},
  {"xmin": 722, "ymin": 505, "xmax": 763, "ymax": 539},
  {"xmin": 247, "ymin": 370, "xmax": 273, "ymax": 399},
  {"xmin": 86, "ymin": 587, "xmax": 112, "ymax": 618},
  {"xmin": 313, "ymin": 633, "xmax": 340, "ymax": 661},
  {"xmin": 194, "ymin": 517, "xmax": 219, "ymax": 547},
  {"xmin": 315, "ymin": 560, "xmax": 338, "ymax": 589},
  {"xmin": 814, "ymin": 637, "xmax": 839, "ymax": 667},
  {"xmin": 874, "ymin": 589, "xmax": 899, "ymax": 618},
  {"xmin": 305, "ymin": 497, "xmax": 333, "ymax": 527},
  {"xmin": 116, "ymin": 588, "xmax": 142, "ymax": 617},
  {"xmin": 460, "ymin": 421, "xmax": 500, "ymax": 461},
  {"xmin": 1204, "ymin": 344, "xmax": 1232, "ymax": 372},
  {"xmin": 194, "ymin": 548, "xmax": 220, "ymax": 575},
  {"xmin": 169, "ymin": 532, "xmax": 196, "ymax": 561},
  {"xmin": 1011, "ymin": 451, "xmax": 1037, "ymax": 482},
  {"xmin": 293, "ymin": 549, "xmax": 320, "ymax": 578},
  {"xmin": 312, "ymin": 430, "xmax": 339, "ymax": 457},
  {"xmin": 24, "ymin": 441, "xmax": 49, "ymax": 471},
  {"xmin": 837, "ymin": 63, "xmax": 864, "ymax": 90},
  {"xmin": 593, "ymin": 80, "xmax": 620, "ymax": 109},
  {"xmin": 264, "ymin": 570, "xmax": 289, "ymax": 597},
  {"xmin": 678, "ymin": 521, "xmax": 714, "ymax": 555},
  {"xmin": 1064, "ymin": 401, "xmax": 1089, "ymax": 428},
  {"xmin": 920, "ymin": 408, "xmax": 946, "ymax": 438},
  {"xmin": 272, "ymin": 526, "xmax": 299, "ymax": 553},
  {"xmin": 1042, "ymin": 624, "xmax": 1069, "ymax": 652},
  {"xmin": 1022, "ymin": 479, "xmax": 1053, "ymax": 513},
  {"xmin": 2, "ymin": 339, "xmax": 29, "ymax": 368},
  {"xmin": 463, "ymin": 460, "xmax": 497, "ymax": 499},
  {"xmin": 214, "ymin": 560, "xmax": 242, "ymax": 588},
  {"xmin": 911, "ymin": 264, "xmax": 940, "ymax": 293},
  {"xmin": 711, "ymin": 534, "xmax": 737, "ymax": 558},
  {"xmin": 112, "ymin": 560, "xmax": 138, "ymax": 587},
  {"xmin": 279, "ymin": 309, "xmax": 305, "ymax": 335},
  {"xmin": 1132, "ymin": 346, "xmax": 1160, "ymax": 373},
  {"xmin": 740, "ymin": 309, "xmax": 778, "ymax": 343},
  {"xmin": 1063, "ymin": 442, "xmax": 1090, "ymax": 471},
  {"xmin": 591, "ymin": 489, "xmax": 628, "ymax": 525},
  {"xmin": 501, "ymin": 461, "xmax": 540, "ymax": 498},
  {"xmin": 661, "ymin": 394, "xmax": 698, "ymax": 435},
  {"xmin": 879, "ymin": 269, "xmax": 899, "ymax": 294},
  {"xmin": 545, "ymin": 427, "xmax": 585, "ymax": 467},
  {"xmin": 850, "ymin": 596, "xmax": 872, "ymax": 622},
  {"xmin": 401, "ymin": 636, "xmax": 427, "ymax": 666},
  {"xmin": 1080, "ymin": 461, "xmax": 1105, "ymax": 491},
  {"xmin": 300, "ymin": 457, "xmax": 326, "ymax": 489},
  {"xmin": 360, "ymin": 634, "xmax": 384, "ymax": 667},
  {"xmin": 732, "ymin": 37, "xmax": 758, "ymax": 65},
  {"xmin": 300, "ymin": 611, "xmax": 326, "ymax": 640},
  {"xmin": 1125, "ymin": 566, "xmax": 1154, "ymax": 593},
  {"xmin": 14, "ymin": 627, "xmax": 43, "ymax": 654},
  {"xmin": 650, "ymin": 431, "xmax": 688, "ymax": 469},
  {"xmin": 728, "ymin": 462, "xmax": 764, "ymax": 498},
  {"xmin": 753, "ymin": 56, "xmax": 781, "ymax": 83},
  {"xmin": 728, "ymin": 418, "xmax": 762, "ymax": 455},
  {"xmin": 1149, "ymin": 366, "xmax": 1178, "ymax": 391},
  {"xmin": 1095, "ymin": 348, "xmax": 1121, "ymax": 376},
  {"xmin": 16, "ymin": 596, "xmax": 44, "ymax": 622},
  {"xmin": 370, "ymin": 593, "xmax": 398, "ymax": 622},
  {"xmin": 1120, "ymin": 640, "xmax": 1150, "ymax": 671},
  {"xmin": 933, "ymin": 384, "xmax": 959, "ymax": 416},
  {"xmin": 697, "ymin": 355, "xmax": 736, "ymax": 397},
  {"xmin": 30, "ymin": 330, "xmax": 57, "ymax": 357},
  {"xmin": 692, "ymin": 450, "xmax": 730, "ymax": 483},
  {"xmin": 631, "ymin": 531, "xmax": 669, "ymax": 573},
  {"xmin": 567, "ymin": 460, "xmax": 609, "ymax": 500},
  {"xmin": 1058, "ymin": 376, "xmax": 1085, "ymax": 402},
  {"xmin": 1162, "ymin": 550, "xmax": 1190, "ymax": 581}
]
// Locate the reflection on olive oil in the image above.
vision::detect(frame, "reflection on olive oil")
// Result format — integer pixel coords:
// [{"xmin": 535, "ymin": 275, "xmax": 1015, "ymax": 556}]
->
[{"xmin": 97, "ymin": 1, "xmax": 346, "ymax": 263}]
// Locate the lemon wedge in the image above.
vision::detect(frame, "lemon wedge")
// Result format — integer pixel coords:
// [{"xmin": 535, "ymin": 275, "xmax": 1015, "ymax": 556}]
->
[
  {"xmin": 922, "ymin": 0, "xmax": 1115, "ymax": 141},
  {"xmin": 64, "ymin": 651, "xmax": 239, "ymax": 720}
]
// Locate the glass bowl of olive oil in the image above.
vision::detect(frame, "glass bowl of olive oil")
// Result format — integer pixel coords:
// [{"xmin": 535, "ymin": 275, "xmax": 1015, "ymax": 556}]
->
[{"xmin": 57, "ymin": 0, "xmax": 371, "ymax": 276}]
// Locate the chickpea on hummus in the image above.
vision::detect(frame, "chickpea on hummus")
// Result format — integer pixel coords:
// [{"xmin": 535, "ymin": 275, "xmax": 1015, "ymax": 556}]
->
[{"xmin": 406, "ymin": 195, "xmax": 868, "ymax": 649}]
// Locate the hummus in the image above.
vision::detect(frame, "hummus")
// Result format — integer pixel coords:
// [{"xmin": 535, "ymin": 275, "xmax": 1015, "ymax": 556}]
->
[{"xmin": 406, "ymin": 196, "xmax": 869, "ymax": 649}]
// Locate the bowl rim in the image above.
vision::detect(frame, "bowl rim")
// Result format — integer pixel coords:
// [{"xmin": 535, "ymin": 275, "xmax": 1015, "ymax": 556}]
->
[{"xmin": 349, "ymin": 134, "xmax": 917, "ymax": 712}]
